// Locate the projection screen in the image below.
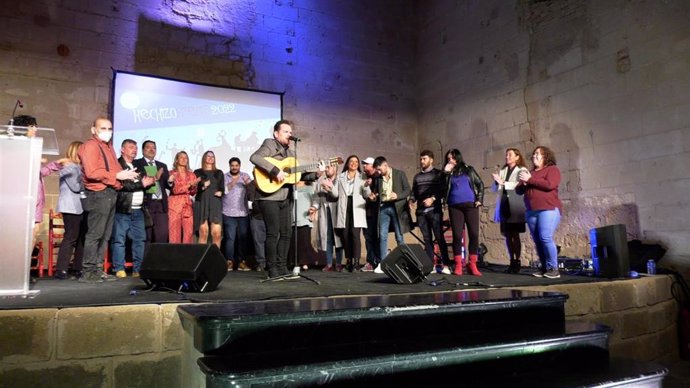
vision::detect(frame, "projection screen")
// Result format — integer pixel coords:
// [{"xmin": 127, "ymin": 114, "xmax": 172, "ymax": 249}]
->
[{"xmin": 111, "ymin": 71, "xmax": 282, "ymax": 171}]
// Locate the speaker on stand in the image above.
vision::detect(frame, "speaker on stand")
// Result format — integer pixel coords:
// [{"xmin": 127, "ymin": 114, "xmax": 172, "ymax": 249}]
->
[
  {"xmin": 139, "ymin": 243, "xmax": 227, "ymax": 292},
  {"xmin": 589, "ymin": 224, "xmax": 630, "ymax": 278}
]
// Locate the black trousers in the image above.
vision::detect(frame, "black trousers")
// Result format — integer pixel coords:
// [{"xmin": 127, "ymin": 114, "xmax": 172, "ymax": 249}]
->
[
  {"xmin": 259, "ymin": 199, "xmax": 293, "ymax": 276},
  {"xmin": 417, "ymin": 209, "xmax": 449, "ymax": 265},
  {"xmin": 448, "ymin": 202, "xmax": 480, "ymax": 256},
  {"xmin": 337, "ymin": 196, "xmax": 362, "ymax": 262},
  {"xmin": 145, "ymin": 200, "xmax": 169, "ymax": 245},
  {"xmin": 81, "ymin": 188, "xmax": 117, "ymax": 274},
  {"xmin": 288, "ymin": 225, "xmax": 314, "ymax": 267},
  {"xmin": 56, "ymin": 212, "xmax": 87, "ymax": 272}
]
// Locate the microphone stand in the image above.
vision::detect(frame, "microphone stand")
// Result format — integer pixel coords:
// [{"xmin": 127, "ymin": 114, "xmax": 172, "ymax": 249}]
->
[
  {"xmin": 261, "ymin": 137, "xmax": 320, "ymax": 285},
  {"xmin": 7, "ymin": 100, "xmax": 22, "ymax": 137}
]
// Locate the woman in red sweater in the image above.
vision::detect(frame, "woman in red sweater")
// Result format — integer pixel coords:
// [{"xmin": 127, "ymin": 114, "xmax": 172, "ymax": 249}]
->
[{"xmin": 517, "ymin": 146, "xmax": 562, "ymax": 278}]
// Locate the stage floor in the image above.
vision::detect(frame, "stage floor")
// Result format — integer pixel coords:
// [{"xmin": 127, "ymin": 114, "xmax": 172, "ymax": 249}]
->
[{"xmin": 1, "ymin": 263, "xmax": 614, "ymax": 310}]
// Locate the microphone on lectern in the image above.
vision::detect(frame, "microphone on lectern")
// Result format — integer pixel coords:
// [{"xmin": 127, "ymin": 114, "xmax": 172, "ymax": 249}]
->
[
  {"xmin": 7, "ymin": 100, "xmax": 24, "ymax": 136},
  {"xmin": 10, "ymin": 100, "xmax": 23, "ymax": 120}
]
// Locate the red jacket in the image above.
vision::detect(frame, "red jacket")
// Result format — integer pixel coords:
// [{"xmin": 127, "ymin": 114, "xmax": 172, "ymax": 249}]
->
[
  {"xmin": 78, "ymin": 135, "xmax": 123, "ymax": 191},
  {"xmin": 517, "ymin": 165, "xmax": 562, "ymax": 212}
]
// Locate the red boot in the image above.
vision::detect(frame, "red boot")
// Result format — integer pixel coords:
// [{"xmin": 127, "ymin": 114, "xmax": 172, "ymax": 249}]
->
[
  {"xmin": 468, "ymin": 254, "xmax": 482, "ymax": 276},
  {"xmin": 453, "ymin": 255, "xmax": 463, "ymax": 276}
]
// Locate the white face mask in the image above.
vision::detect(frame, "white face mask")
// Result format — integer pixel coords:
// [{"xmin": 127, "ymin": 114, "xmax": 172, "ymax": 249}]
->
[{"xmin": 97, "ymin": 131, "xmax": 112, "ymax": 142}]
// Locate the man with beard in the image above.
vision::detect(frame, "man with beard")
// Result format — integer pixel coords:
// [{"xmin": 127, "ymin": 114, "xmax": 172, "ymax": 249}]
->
[
  {"xmin": 367, "ymin": 156, "xmax": 412, "ymax": 273},
  {"xmin": 410, "ymin": 150, "xmax": 450, "ymax": 274},
  {"xmin": 222, "ymin": 157, "xmax": 252, "ymax": 271}
]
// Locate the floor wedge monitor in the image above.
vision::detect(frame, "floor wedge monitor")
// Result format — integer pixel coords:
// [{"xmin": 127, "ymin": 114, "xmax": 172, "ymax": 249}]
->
[
  {"xmin": 381, "ymin": 244, "xmax": 433, "ymax": 284},
  {"xmin": 140, "ymin": 243, "xmax": 226, "ymax": 292}
]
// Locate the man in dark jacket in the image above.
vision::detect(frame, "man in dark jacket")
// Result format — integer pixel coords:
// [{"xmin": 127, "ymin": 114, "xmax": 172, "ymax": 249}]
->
[
  {"xmin": 111, "ymin": 139, "xmax": 154, "ymax": 278},
  {"xmin": 366, "ymin": 156, "xmax": 411, "ymax": 273},
  {"xmin": 410, "ymin": 150, "xmax": 449, "ymax": 274},
  {"xmin": 133, "ymin": 140, "xmax": 170, "ymax": 245},
  {"xmin": 249, "ymin": 120, "xmax": 322, "ymax": 278}
]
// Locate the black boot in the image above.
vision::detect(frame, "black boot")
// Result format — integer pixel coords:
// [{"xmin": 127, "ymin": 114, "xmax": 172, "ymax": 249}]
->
[
  {"xmin": 266, "ymin": 257, "xmax": 280, "ymax": 278},
  {"xmin": 505, "ymin": 259, "xmax": 521, "ymax": 274}
]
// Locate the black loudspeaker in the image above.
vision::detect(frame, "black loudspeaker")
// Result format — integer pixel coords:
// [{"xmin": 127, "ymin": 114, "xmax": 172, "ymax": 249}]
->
[
  {"xmin": 627, "ymin": 239, "xmax": 666, "ymax": 272},
  {"xmin": 140, "ymin": 243, "xmax": 227, "ymax": 292},
  {"xmin": 381, "ymin": 244, "xmax": 433, "ymax": 284},
  {"xmin": 589, "ymin": 224, "xmax": 630, "ymax": 278}
]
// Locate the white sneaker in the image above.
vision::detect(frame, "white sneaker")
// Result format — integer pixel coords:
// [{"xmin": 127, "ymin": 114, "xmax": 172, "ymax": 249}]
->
[
  {"xmin": 292, "ymin": 266, "xmax": 300, "ymax": 276},
  {"xmin": 374, "ymin": 263, "xmax": 384, "ymax": 274},
  {"xmin": 441, "ymin": 265, "xmax": 451, "ymax": 275}
]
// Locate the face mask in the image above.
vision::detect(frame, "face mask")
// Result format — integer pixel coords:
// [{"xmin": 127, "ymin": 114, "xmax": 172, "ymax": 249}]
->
[{"xmin": 97, "ymin": 131, "xmax": 112, "ymax": 142}]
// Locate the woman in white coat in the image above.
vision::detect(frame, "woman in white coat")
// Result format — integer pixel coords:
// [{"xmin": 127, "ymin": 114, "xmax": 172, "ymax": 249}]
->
[
  {"xmin": 492, "ymin": 148, "xmax": 529, "ymax": 274},
  {"xmin": 335, "ymin": 155, "xmax": 368, "ymax": 272}
]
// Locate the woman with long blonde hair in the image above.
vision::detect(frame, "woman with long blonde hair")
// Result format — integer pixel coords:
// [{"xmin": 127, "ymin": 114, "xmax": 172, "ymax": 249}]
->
[
  {"xmin": 168, "ymin": 151, "xmax": 199, "ymax": 243},
  {"xmin": 55, "ymin": 141, "xmax": 86, "ymax": 279}
]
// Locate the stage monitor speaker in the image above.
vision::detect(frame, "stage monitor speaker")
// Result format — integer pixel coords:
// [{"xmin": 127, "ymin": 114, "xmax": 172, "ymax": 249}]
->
[
  {"xmin": 589, "ymin": 224, "xmax": 630, "ymax": 278},
  {"xmin": 627, "ymin": 239, "xmax": 666, "ymax": 272},
  {"xmin": 381, "ymin": 244, "xmax": 433, "ymax": 284},
  {"xmin": 140, "ymin": 243, "xmax": 226, "ymax": 292}
]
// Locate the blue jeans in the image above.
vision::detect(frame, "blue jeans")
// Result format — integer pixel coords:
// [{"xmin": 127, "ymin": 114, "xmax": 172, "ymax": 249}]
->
[
  {"xmin": 110, "ymin": 209, "xmax": 146, "ymax": 272},
  {"xmin": 379, "ymin": 204, "xmax": 403, "ymax": 261},
  {"xmin": 223, "ymin": 215, "xmax": 249, "ymax": 262},
  {"xmin": 525, "ymin": 208, "xmax": 561, "ymax": 271}
]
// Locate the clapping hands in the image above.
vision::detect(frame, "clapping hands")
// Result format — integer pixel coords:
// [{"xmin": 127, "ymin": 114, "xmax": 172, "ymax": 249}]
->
[
  {"xmin": 142, "ymin": 176, "xmax": 155, "ymax": 188},
  {"xmin": 116, "ymin": 169, "xmax": 139, "ymax": 181}
]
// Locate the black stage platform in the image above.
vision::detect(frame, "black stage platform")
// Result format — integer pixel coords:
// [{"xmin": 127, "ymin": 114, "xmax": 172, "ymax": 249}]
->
[{"xmin": 0, "ymin": 264, "xmax": 613, "ymax": 310}]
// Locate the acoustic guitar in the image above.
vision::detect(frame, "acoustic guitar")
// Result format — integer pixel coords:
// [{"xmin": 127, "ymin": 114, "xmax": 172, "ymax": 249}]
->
[{"xmin": 254, "ymin": 156, "xmax": 343, "ymax": 193}]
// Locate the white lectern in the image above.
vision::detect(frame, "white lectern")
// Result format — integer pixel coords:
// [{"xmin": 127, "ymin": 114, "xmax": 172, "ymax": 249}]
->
[{"xmin": 0, "ymin": 125, "xmax": 58, "ymax": 297}]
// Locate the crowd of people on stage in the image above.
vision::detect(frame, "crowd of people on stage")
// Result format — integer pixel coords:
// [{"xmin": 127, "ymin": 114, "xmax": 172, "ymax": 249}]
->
[{"xmin": 20, "ymin": 115, "xmax": 563, "ymax": 283}]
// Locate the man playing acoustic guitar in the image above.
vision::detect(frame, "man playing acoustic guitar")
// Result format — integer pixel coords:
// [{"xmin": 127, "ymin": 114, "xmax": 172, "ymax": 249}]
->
[{"xmin": 250, "ymin": 120, "xmax": 324, "ymax": 278}]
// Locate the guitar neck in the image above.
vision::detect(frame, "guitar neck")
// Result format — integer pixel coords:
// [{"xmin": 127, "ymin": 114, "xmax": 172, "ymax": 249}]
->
[{"xmin": 287, "ymin": 161, "xmax": 328, "ymax": 174}]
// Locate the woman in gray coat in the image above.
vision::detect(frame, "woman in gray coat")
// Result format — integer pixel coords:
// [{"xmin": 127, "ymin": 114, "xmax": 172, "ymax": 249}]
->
[
  {"xmin": 55, "ymin": 141, "xmax": 87, "ymax": 279},
  {"xmin": 309, "ymin": 164, "xmax": 343, "ymax": 271},
  {"xmin": 335, "ymin": 155, "xmax": 368, "ymax": 272},
  {"xmin": 492, "ymin": 148, "xmax": 529, "ymax": 274}
]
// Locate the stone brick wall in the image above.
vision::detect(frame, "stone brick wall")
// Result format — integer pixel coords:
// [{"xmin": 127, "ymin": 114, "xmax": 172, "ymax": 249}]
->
[
  {"xmin": 519, "ymin": 275, "xmax": 680, "ymax": 363},
  {"xmin": 416, "ymin": 0, "xmax": 690, "ymax": 273},
  {"xmin": 4, "ymin": 0, "xmax": 688, "ymax": 272},
  {"xmin": 0, "ymin": 304, "xmax": 183, "ymax": 388},
  {"xmin": 0, "ymin": 0, "xmax": 418, "ymax": 254}
]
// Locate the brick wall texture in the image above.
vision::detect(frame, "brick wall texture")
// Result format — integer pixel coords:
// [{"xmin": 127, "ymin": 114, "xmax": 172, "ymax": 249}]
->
[{"xmin": 416, "ymin": 0, "xmax": 690, "ymax": 272}]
